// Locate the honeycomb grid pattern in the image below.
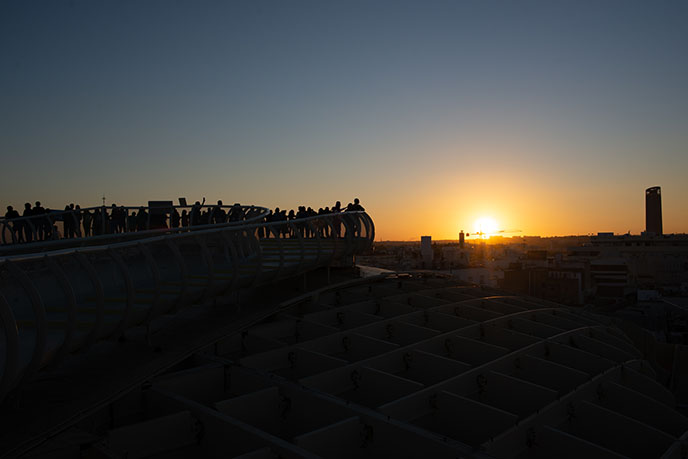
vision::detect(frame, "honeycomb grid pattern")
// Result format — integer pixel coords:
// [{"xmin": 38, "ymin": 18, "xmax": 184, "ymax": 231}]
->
[{"xmin": 40, "ymin": 276, "xmax": 688, "ymax": 458}]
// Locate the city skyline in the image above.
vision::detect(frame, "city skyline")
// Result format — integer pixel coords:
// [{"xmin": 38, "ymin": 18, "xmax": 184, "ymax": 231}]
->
[{"xmin": 2, "ymin": 1, "xmax": 688, "ymax": 240}]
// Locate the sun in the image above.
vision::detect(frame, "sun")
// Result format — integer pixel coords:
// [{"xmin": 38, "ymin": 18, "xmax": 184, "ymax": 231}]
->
[{"xmin": 474, "ymin": 217, "xmax": 498, "ymax": 239}]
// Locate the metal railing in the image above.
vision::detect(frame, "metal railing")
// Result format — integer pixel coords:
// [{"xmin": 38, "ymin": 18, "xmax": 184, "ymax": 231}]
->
[
  {"xmin": 0, "ymin": 209, "xmax": 374, "ymax": 400},
  {"xmin": 0, "ymin": 204, "xmax": 271, "ymax": 254}
]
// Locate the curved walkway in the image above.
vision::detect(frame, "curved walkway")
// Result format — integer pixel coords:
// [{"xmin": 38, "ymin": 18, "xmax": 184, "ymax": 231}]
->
[{"xmin": 0, "ymin": 209, "xmax": 374, "ymax": 401}]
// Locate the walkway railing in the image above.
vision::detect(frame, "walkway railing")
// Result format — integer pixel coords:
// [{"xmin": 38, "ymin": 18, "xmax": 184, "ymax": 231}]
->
[
  {"xmin": 0, "ymin": 209, "xmax": 374, "ymax": 401},
  {"xmin": 0, "ymin": 204, "xmax": 270, "ymax": 249}
]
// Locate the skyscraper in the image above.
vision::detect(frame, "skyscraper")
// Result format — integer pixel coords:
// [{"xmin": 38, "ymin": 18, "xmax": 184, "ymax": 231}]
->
[{"xmin": 645, "ymin": 186, "xmax": 663, "ymax": 235}]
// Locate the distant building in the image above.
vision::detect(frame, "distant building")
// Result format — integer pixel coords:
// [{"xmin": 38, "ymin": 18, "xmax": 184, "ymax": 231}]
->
[
  {"xmin": 441, "ymin": 246, "xmax": 470, "ymax": 266},
  {"xmin": 501, "ymin": 262, "xmax": 587, "ymax": 306},
  {"xmin": 526, "ymin": 250, "xmax": 548, "ymax": 266},
  {"xmin": 646, "ymin": 186, "xmax": 663, "ymax": 235},
  {"xmin": 569, "ymin": 233, "xmax": 688, "ymax": 296},
  {"xmin": 420, "ymin": 236, "xmax": 433, "ymax": 267},
  {"xmin": 589, "ymin": 258, "xmax": 629, "ymax": 298}
]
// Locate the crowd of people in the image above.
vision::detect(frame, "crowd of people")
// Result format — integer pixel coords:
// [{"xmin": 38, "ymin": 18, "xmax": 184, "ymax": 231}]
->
[
  {"xmin": 3, "ymin": 201, "xmax": 137, "ymax": 243},
  {"xmin": 1, "ymin": 198, "xmax": 366, "ymax": 244},
  {"xmin": 259, "ymin": 198, "xmax": 366, "ymax": 239}
]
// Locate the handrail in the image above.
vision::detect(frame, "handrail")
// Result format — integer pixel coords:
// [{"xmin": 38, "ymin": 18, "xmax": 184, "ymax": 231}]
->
[
  {"xmin": 0, "ymin": 210, "xmax": 370, "ymax": 262},
  {"xmin": 0, "ymin": 203, "xmax": 270, "ymax": 247},
  {"xmin": 0, "ymin": 203, "xmax": 262, "ymax": 225}
]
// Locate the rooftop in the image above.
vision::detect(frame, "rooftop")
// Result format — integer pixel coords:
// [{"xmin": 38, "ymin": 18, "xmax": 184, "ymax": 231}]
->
[{"xmin": 14, "ymin": 273, "xmax": 688, "ymax": 458}]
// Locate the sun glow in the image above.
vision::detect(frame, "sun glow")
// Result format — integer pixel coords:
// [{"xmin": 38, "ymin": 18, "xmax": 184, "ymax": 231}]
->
[{"xmin": 473, "ymin": 217, "xmax": 499, "ymax": 239}]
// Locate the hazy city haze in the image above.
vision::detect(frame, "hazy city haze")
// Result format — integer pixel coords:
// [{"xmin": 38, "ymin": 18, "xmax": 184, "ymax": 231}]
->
[{"xmin": 2, "ymin": 0, "xmax": 688, "ymax": 239}]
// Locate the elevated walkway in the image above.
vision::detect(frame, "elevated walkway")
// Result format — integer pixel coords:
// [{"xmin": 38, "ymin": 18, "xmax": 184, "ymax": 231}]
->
[{"xmin": 0, "ymin": 207, "xmax": 374, "ymax": 402}]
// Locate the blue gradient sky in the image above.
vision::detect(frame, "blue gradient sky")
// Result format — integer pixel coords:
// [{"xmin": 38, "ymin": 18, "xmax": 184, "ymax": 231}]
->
[{"xmin": 2, "ymin": 1, "xmax": 687, "ymax": 239}]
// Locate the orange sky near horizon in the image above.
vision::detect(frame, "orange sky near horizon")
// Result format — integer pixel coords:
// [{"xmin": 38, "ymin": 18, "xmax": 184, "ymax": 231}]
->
[
  {"xmin": 3, "ymin": 128, "xmax": 686, "ymax": 241},
  {"xmin": 368, "ymin": 176, "xmax": 688, "ymax": 241},
  {"xmin": 362, "ymin": 162, "xmax": 688, "ymax": 241}
]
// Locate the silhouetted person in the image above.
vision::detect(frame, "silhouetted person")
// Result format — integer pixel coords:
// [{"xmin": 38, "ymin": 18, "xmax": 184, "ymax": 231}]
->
[
  {"xmin": 258, "ymin": 210, "xmax": 271, "ymax": 238},
  {"xmin": 104, "ymin": 206, "xmax": 113, "ymax": 233},
  {"xmin": 63, "ymin": 205, "xmax": 76, "ymax": 238},
  {"xmin": 73, "ymin": 205, "xmax": 82, "ymax": 238},
  {"xmin": 93, "ymin": 208, "xmax": 103, "ymax": 235},
  {"xmin": 307, "ymin": 207, "xmax": 317, "ymax": 237},
  {"xmin": 280, "ymin": 208, "xmax": 289, "ymax": 237},
  {"xmin": 294, "ymin": 206, "xmax": 306, "ymax": 238},
  {"xmin": 99, "ymin": 206, "xmax": 111, "ymax": 234},
  {"xmin": 156, "ymin": 208, "xmax": 168, "ymax": 229},
  {"xmin": 136, "ymin": 206, "xmax": 148, "ymax": 231},
  {"xmin": 73, "ymin": 205, "xmax": 82, "ymax": 237},
  {"xmin": 82, "ymin": 208, "xmax": 93, "ymax": 237},
  {"xmin": 350, "ymin": 198, "xmax": 365, "ymax": 211},
  {"xmin": 331, "ymin": 201, "xmax": 342, "ymax": 238},
  {"xmin": 110, "ymin": 204, "xmax": 124, "ymax": 233},
  {"xmin": 229, "ymin": 203, "xmax": 243, "ymax": 222},
  {"xmin": 5, "ymin": 205, "xmax": 21, "ymax": 243},
  {"xmin": 269, "ymin": 207, "xmax": 281, "ymax": 238},
  {"xmin": 181, "ymin": 209, "xmax": 189, "ymax": 227},
  {"xmin": 43, "ymin": 207, "xmax": 54, "ymax": 239},
  {"xmin": 120, "ymin": 206, "xmax": 129, "ymax": 232},
  {"xmin": 212, "ymin": 200, "xmax": 227, "ymax": 224},
  {"xmin": 127, "ymin": 211, "xmax": 137, "ymax": 232},
  {"xmin": 347, "ymin": 198, "xmax": 365, "ymax": 237},
  {"xmin": 324, "ymin": 207, "xmax": 332, "ymax": 237},
  {"xmin": 32, "ymin": 201, "xmax": 46, "ymax": 240},
  {"xmin": 67, "ymin": 203, "xmax": 79, "ymax": 238},
  {"xmin": 190, "ymin": 198, "xmax": 205, "ymax": 226},
  {"xmin": 22, "ymin": 203, "xmax": 33, "ymax": 242},
  {"xmin": 285, "ymin": 210, "xmax": 294, "ymax": 237},
  {"xmin": 318, "ymin": 207, "xmax": 330, "ymax": 237},
  {"xmin": 4, "ymin": 205, "xmax": 18, "ymax": 220},
  {"xmin": 190, "ymin": 202, "xmax": 200, "ymax": 226},
  {"xmin": 171, "ymin": 208, "xmax": 180, "ymax": 228}
]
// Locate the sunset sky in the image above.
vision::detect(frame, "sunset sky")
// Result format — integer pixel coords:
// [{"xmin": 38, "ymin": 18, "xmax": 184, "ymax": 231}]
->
[{"xmin": 2, "ymin": 1, "xmax": 687, "ymax": 240}]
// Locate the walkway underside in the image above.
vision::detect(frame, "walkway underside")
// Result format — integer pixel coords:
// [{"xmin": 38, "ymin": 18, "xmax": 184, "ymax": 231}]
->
[{"xmin": 16, "ymin": 274, "xmax": 688, "ymax": 459}]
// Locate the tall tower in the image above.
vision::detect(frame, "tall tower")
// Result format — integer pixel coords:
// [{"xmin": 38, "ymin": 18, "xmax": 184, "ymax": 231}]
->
[{"xmin": 645, "ymin": 186, "xmax": 662, "ymax": 235}]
